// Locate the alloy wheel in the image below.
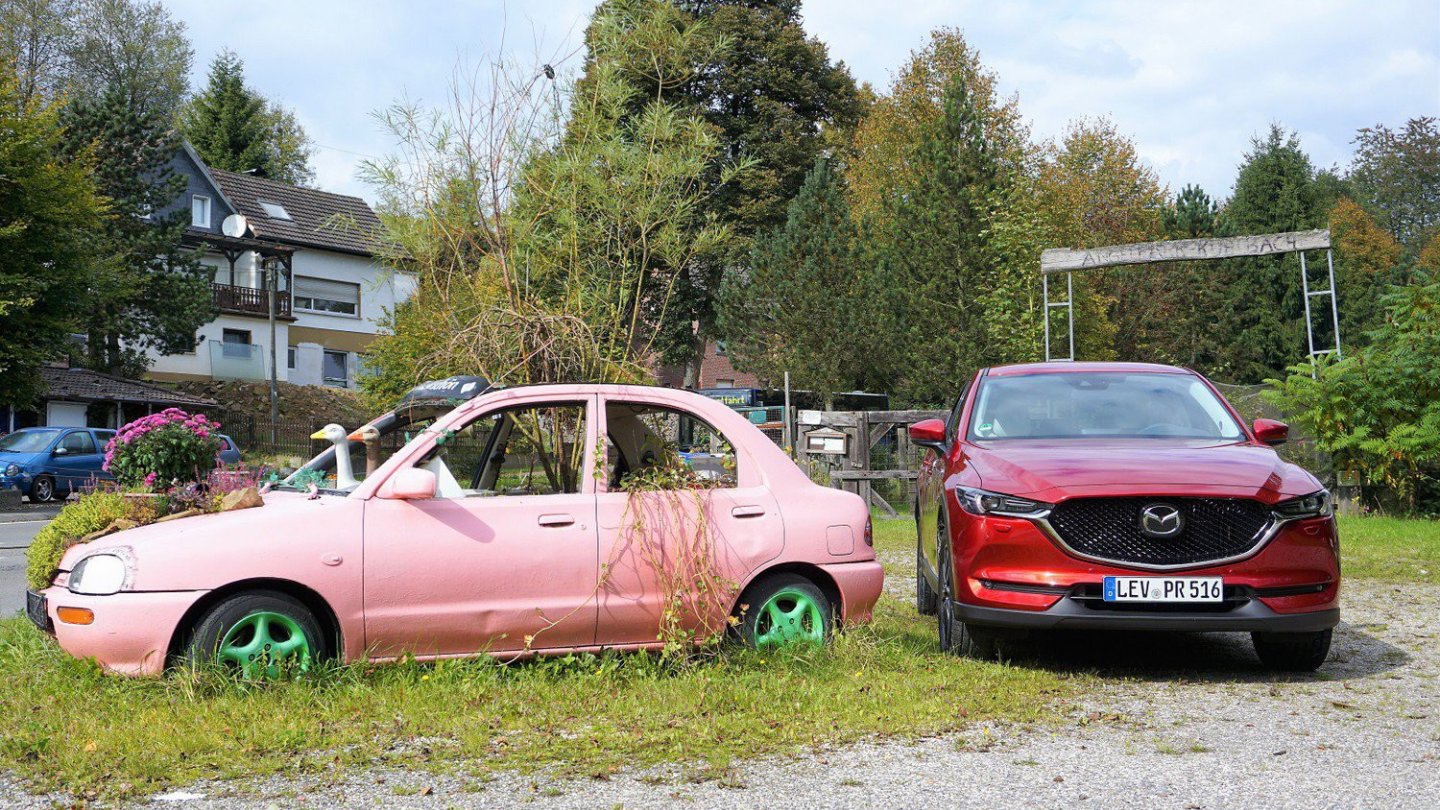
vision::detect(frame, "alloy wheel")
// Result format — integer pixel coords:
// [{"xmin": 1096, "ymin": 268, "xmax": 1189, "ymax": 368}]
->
[
  {"xmin": 31, "ymin": 477, "xmax": 54, "ymax": 503},
  {"xmin": 752, "ymin": 587, "xmax": 827, "ymax": 648},
  {"xmin": 937, "ymin": 539, "xmax": 955, "ymax": 651},
  {"xmin": 216, "ymin": 611, "xmax": 313, "ymax": 679}
]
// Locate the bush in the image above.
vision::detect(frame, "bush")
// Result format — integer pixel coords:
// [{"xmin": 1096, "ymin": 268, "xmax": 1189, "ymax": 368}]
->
[
  {"xmin": 25, "ymin": 492, "xmax": 133, "ymax": 591},
  {"xmin": 104, "ymin": 408, "xmax": 223, "ymax": 490},
  {"xmin": 1264, "ymin": 272, "xmax": 1440, "ymax": 513}
]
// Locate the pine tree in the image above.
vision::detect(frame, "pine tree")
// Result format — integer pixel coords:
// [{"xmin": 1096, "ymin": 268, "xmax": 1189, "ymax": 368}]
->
[
  {"xmin": 61, "ymin": 83, "xmax": 213, "ymax": 376},
  {"xmin": 1212, "ymin": 125, "xmax": 1328, "ymax": 382},
  {"xmin": 0, "ymin": 66, "xmax": 104, "ymax": 406},
  {"xmin": 181, "ymin": 50, "xmax": 314, "ymax": 184},
  {"xmin": 716, "ymin": 158, "xmax": 880, "ymax": 407}
]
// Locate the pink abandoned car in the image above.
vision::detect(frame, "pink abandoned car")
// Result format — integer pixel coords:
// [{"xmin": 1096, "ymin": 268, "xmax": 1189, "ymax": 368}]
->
[{"xmin": 29, "ymin": 379, "xmax": 883, "ymax": 676}]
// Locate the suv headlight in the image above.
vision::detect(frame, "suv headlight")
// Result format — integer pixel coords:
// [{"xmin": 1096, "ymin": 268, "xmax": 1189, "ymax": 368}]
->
[
  {"xmin": 1274, "ymin": 490, "xmax": 1333, "ymax": 520},
  {"xmin": 956, "ymin": 487, "xmax": 1052, "ymax": 518},
  {"xmin": 3, "ymin": 463, "xmax": 19, "ymax": 476},
  {"xmin": 68, "ymin": 554, "xmax": 129, "ymax": 595}
]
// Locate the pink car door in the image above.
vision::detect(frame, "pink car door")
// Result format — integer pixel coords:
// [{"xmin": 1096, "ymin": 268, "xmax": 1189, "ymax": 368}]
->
[
  {"xmin": 593, "ymin": 395, "xmax": 783, "ymax": 647},
  {"xmin": 361, "ymin": 397, "xmax": 600, "ymax": 659}
]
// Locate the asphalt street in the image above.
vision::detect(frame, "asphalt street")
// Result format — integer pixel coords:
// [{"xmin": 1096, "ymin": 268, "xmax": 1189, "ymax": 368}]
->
[{"xmin": 0, "ymin": 513, "xmax": 55, "ymax": 616}]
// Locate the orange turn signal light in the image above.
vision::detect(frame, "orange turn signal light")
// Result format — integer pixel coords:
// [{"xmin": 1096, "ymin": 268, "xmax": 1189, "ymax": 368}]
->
[{"xmin": 56, "ymin": 607, "xmax": 95, "ymax": 625}]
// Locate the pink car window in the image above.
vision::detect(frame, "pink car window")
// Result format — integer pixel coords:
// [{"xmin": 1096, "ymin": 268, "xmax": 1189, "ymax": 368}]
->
[
  {"xmin": 426, "ymin": 402, "xmax": 588, "ymax": 498},
  {"xmin": 603, "ymin": 401, "xmax": 736, "ymax": 491}
]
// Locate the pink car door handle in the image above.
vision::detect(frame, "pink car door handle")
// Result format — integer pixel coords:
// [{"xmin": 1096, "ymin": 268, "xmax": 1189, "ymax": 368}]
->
[
  {"xmin": 731, "ymin": 505, "xmax": 766, "ymax": 518},
  {"xmin": 537, "ymin": 513, "xmax": 576, "ymax": 527}
]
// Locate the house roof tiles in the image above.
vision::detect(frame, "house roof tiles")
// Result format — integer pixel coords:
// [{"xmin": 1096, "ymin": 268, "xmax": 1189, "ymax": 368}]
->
[
  {"xmin": 41, "ymin": 367, "xmax": 217, "ymax": 408},
  {"xmin": 208, "ymin": 169, "xmax": 385, "ymax": 257}
]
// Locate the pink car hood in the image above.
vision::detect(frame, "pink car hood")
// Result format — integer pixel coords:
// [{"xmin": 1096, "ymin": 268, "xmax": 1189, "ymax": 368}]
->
[
  {"xmin": 58, "ymin": 491, "xmax": 349, "ymax": 581},
  {"xmin": 962, "ymin": 439, "xmax": 1321, "ymax": 502}
]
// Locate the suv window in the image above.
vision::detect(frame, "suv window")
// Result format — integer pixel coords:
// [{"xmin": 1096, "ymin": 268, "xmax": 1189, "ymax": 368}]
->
[
  {"xmin": 603, "ymin": 401, "xmax": 736, "ymax": 490},
  {"xmin": 59, "ymin": 431, "xmax": 96, "ymax": 454}
]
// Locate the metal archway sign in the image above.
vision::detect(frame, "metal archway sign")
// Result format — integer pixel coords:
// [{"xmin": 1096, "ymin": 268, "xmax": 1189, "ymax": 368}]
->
[{"xmin": 1038, "ymin": 229, "xmax": 1339, "ymax": 363}]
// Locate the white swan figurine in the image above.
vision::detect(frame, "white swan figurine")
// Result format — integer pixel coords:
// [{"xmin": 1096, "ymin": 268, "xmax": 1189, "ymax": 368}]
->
[{"xmin": 309, "ymin": 423, "xmax": 357, "ymax": 490}]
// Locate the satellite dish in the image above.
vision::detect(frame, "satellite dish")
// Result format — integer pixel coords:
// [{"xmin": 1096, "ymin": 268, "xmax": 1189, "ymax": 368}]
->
[{"xmin": 221, "ymin": 214, "xmax": 249, "ymax": 238}]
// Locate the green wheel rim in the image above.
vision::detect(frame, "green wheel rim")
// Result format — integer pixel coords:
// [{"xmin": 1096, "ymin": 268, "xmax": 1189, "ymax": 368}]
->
[
  {"xmin": 217, "ymin": 611, "xmax": 312, "ymax": 679},
  {"xmin": 753, "ymin": 587, "xmax": 826, "ymax": 648}
]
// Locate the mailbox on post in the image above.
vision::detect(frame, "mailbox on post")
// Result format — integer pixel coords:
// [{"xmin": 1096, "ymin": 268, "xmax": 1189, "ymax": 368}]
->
[{"xmin": 803, "ymin": 427, "xmax": 849, "ymax": 456}]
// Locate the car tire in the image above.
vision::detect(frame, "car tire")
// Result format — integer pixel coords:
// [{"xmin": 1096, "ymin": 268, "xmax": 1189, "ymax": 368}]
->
[
  {"xmin": 183, "ymin": 590, "xmax": 328, "ymax": 678},
  {"xmin": 916, "ymin": 520, "xmax": 938, "ymax": 616},
  {"xmin": 1251, "ymin": 628, "xmax": 1332, "ymax": 672},
  {"xmin": 736, "ymin": 573, "xmax": 833, "ymax": 649},
  {"xmin": 29, "ymin": 475, "xmax": 56, "ymax": 503},
  {"xmin": 936, "ymin": 526, "xmax": 998, "ymax": 660}
]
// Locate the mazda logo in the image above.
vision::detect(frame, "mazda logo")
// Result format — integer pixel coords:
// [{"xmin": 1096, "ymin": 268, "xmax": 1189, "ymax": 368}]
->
[{"xmin": 1138, "ymin": 503, "xmax": 1184, "ymax": 538}]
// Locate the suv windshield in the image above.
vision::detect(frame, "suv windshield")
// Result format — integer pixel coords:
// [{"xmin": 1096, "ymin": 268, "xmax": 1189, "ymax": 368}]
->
[
  {"xmin": 968, "ymin": 373, "xmax": 1245, "ymax": 441},
  {"xmin": 0, "ymin": 429, "xmax": 61, "ymax": 453}
]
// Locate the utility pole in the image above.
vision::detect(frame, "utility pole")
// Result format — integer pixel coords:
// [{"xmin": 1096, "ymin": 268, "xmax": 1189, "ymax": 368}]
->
[{"xmin": 266, "ymin": 257, "xmax": 279, "ymax": 446}]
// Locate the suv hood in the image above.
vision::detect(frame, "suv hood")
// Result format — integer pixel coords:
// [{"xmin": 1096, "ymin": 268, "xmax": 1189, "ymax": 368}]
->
[{"xmin": 963, "ymin": 439, "xmax": 1320, "ymax": 501}]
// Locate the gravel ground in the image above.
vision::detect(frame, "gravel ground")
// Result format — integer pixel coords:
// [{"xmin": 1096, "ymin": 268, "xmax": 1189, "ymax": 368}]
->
[{"xmin": 4, "ymin": 571, "xmax": 1436, "ymax": 808}]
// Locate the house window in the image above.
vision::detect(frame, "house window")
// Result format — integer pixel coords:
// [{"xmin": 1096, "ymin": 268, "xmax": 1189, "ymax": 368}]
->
[
  {"xmin": 323, "ymin": 350, "xmax": 348, "ymax": 387},
  {"xmin": 258, "ymin": 201, "xmax": 292, "ymax": 220},
  {"xmin": 287, "ymin": 346, "xmax": 297, "ymax": 369},
  {"xmin": 293, "ymin": 276, "xmax": 360, "ymax": 317},
  {"xmin": 191, "ymin": 194, "xmax": 211, "ymax": 228},
  {"xmin": 221, "ymin": 328, "xmax": 251, "ymax": 359},
  {"xmin": 714, "ymin": 379, "xmax": 734, "ymax": 388}
]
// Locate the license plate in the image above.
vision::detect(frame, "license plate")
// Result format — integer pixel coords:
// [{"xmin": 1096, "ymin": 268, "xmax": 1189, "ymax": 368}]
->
[
  {"xmin": 26, "ymin": 589, "xmax": 54, "ymax": 635},
  {"xmin": 1103, "ymin": 576, "xmax": 1222, "ymax": 603}
]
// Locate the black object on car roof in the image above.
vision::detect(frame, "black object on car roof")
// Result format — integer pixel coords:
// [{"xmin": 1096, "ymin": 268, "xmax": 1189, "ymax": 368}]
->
[{"xmin": 397, "ymin": 376, "xmax": 497, "ymax": 408}]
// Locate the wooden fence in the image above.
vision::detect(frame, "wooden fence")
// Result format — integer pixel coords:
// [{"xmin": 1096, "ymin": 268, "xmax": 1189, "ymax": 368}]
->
[{"xmin": 792, "ymin": 409, "xmax": 945, "ymax": 517}]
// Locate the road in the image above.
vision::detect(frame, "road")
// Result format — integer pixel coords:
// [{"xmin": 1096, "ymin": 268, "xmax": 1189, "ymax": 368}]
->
[{"xmin": 0, "ymin": 514, "xmax": 54, "ymax": 616}]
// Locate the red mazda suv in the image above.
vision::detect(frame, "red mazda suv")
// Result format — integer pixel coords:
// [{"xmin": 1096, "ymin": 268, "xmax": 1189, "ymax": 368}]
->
[{"xmin": 912, "ymin": 362, "xmax": 1340, "ymax": 671}]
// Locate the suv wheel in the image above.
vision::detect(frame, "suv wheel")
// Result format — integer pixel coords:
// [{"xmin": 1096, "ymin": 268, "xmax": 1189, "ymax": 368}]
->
[
  {"xmin": 916, "ymin": 519, "xmax": 938, "ymax": 616},
  {"xmin": 936, "ymin": 523, "xmax": 997, "ymax": 660},
  {"xmin": 1252, "ymin": 629, "xmax": 1332, "ymax": 672}
]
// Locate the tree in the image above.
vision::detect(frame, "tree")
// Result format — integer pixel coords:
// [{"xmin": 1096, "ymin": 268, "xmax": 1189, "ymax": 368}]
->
[
  {"xmin": 1036, "ymin": 117, "xmax": 1165, "ymax": 361},
  {"xmin": 1211, "ymin": 125, "xmax": 1328, "ymax": 382},
  {"xmin": 716, "ymin": 158, "xmax": 881, "ymax": 407},
  {"xmin": 60, "ymin": 83, "xmax": 213, "ymax": 376},
  {"xmin": 0, "ymin": 0, "xmax": 77, "ymax": 104},
  {"xmin": 1163, "ymin": 184, "xmax": 1222, "ymax": 238},
  {"xmin": 360, "ymin": 0, "xmax": 734, "ymax": 403},
  {"xmin": 580, "ymin": 0, "xmax": 863, "ymax": 386},
  {"xmin": 1265, "ymin": 272, "xmax": 1440, "ymax": 512},
  {"xmin": 64, "ymin": 0, "xmax": 191, "ymax": 118},
  {"xmin": 846, "ymin": 28, "xmax": 1028, "ymax": 223},
  {"xmin": 181, "ymin": 50, "xmax": 315, "ymax": 185},
  {"xmin": 0, "ymin": 67, "xmax": 104, "ymax": 406},
  {"xmin": 1348, "ymin": 116, "xmax": 1440, "ymax": 250},
  {"xmin": 1328, "ymin": 197, "xmax": 1402, "ymax": 344}
]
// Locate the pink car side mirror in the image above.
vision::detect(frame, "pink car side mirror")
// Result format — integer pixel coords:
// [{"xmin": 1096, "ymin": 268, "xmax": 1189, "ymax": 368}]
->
[
  {"xmin": 909, "ymin": 418, "xmax": 947, "ymax": 450},
  {"xmin": 1252, "ymin": 418, "xmax": 1289, "ymax": 446},
  {"xmin": 379, "ymin": 467, "xmax": 437, "ymax": 500}
]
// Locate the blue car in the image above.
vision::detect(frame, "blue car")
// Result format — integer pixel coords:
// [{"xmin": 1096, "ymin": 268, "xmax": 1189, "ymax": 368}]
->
[
  {"xmin": 0, "ymin": 427, "xmax": 244, "ymax": 503},
  {"xmin": 0, "ymin": 427, "xmax": 116, "ymax": 503}
]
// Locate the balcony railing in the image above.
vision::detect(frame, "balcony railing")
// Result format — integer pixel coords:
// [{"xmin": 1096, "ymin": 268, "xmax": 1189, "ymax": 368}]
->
[
  {"xmin": 209, "ymin": 340, "xmax": 266, "ymax": 381},
  {"xmin": 212, "ymin": 282, "xmax": 291, "ymax": 318}
]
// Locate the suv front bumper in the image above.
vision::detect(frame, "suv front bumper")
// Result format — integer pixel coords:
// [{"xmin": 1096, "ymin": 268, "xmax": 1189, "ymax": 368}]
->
[{"xmin": 956, "ymin": 598, "xmax": 1339, "ymax": 633}]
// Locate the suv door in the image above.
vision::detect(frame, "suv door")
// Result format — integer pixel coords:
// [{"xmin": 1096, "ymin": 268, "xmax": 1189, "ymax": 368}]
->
[{"xmin": 361, "ymin": 396, "xmax": 600, "ymax": 659}]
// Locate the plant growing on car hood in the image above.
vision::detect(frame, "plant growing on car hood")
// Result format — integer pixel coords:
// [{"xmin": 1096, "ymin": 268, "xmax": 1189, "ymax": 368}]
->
[{"xmin": 104, "ymin": 408, "xmax": 222, "ymax": 490}]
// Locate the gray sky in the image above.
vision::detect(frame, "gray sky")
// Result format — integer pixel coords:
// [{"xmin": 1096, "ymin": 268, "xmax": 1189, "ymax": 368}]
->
[{"xmin": 163, "ymin": 0, "xmax": 1440, "ymax": 203}]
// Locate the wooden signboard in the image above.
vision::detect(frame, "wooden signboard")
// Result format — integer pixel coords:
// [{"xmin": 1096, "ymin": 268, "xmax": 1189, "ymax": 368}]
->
[{"xmin": 1040, "ymin": 229, "xmax": 1331, "ymax": 274}]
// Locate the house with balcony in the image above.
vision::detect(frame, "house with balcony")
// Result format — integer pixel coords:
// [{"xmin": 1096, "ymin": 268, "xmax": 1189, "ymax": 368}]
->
[{"xmin": 144, "ymin": 143, "xmax": 414, "ymax": 390}]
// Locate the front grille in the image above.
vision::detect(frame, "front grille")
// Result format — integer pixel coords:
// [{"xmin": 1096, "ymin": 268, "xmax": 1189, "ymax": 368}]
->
[{"xmin": 1045, "ymin": 497, "xmax": 1273, "ymax": 568}]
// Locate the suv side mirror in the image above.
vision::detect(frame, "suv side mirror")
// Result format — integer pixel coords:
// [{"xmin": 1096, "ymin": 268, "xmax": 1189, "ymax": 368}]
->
[
  {"xmin": 1253, "ymin": 418, "xmax": 1289, "ymax": 446},
  {"xmin": 378, "ymin": 466, "xmax": 437, "ymax": 500},
  {"xmin": 908, "ymin": 418, "xmax": 948, "ymax": 451}
]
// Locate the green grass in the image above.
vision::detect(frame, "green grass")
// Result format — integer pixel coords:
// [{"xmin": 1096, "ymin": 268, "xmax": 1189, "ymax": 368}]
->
[
  {"xmin": 1337, "ymin": 515, "xmax": 1440, "ymax": 585},
  {"xmin": 0, "ymin": 522, "xmax": 1073, "ymax": 800},
  {"xmin": 6, "ymin": 513, "xmax": 1431, "ymax": 801}
]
